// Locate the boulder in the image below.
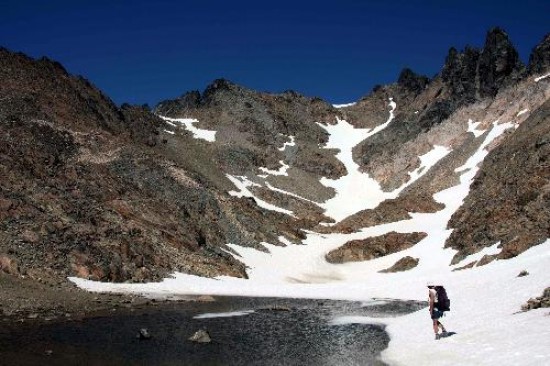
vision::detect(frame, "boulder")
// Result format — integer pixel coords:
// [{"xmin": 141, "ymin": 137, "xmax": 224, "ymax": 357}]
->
[
  {"xmin": 137, "ymin": 328, "xmax": 151, "ymax": 340},
  {"xmin": 0, "ymin": 255, "xmax": 20, "ymax": 275},
  {"xmin": 188, "ymin": 329, "xmax": 211, "ymax": 343},
  {"xmin": 379, "ymin": 256, "xmax": 419, "ymax": 273}
]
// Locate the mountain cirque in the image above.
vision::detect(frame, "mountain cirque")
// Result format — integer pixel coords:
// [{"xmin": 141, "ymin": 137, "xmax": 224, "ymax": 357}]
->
[{"xmin": 1, "ymin": 28, "xmax": 550, "ymax": 316}]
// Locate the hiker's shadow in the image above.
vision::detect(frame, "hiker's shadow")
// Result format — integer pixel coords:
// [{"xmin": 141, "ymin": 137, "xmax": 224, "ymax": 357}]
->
[{"xmin": 441, "ymin": 332, "xmax": 457, "ymax": 339}]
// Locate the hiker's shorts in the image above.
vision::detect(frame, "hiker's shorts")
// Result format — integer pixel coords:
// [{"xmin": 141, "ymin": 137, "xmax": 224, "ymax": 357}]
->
[{"xmin": 431, "ymin": 309, "xmax": 445, "ymax": 320}]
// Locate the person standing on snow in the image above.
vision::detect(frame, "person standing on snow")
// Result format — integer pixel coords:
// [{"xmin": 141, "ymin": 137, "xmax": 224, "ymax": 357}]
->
[{"xmin": 428, "ymin": 282, "xmax": 448, "ymax": 340}]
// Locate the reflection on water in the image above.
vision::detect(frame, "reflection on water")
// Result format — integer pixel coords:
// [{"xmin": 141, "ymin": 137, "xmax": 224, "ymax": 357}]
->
[{"xmin": 0, "ymin": 297, "xmax": 425, "ymax": 366}]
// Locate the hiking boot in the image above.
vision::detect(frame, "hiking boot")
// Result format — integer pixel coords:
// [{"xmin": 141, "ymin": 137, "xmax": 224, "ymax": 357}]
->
[{"xmin": 435, "ymin": 334, "xmax": 441, "ymax": 340}]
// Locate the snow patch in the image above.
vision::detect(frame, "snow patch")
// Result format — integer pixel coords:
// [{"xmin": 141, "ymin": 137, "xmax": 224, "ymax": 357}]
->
[
  {"xmin": 516, "ymin": 108, "xmax": 529, "ymax": 117},
  {"xmin": 534, "ymin": 73, "xmax": 550, "ymax": 82},
  {"xmin": 278, "ymin": 136, "xmax": 296, "ymax": 151},
  {"xmin": 159, "ymin": 116, "xmax": 217, "ymax": 142},
  {"xmin": 317, "ymin": 98, "xmax": 397, "ymax": 222},
  {"xmin": 317, "ymin": 99, "xmax": 450, "ymax": 223},
  {"xmin": 193, "ymin": 310, "xmax": 254, "ymax": 319},
  {"xmin": 264, "ymin": 181, "xmax": 319, "ymax": 204},
  {"xmin": 467, "ymin": 119, "xmax": 485, "ymax": 138},
  {"xmin": 333, "ymin": 102, "xmax": 356, "ymax": 108},
  {"xmin": 226, "ymin": 175, "xmax": 295, "ymax": 216},
  {"xmin": 407, "ymin": 145, "xmax": 450, "ymax": 182},
  {"xmin": 259, "ymin": 161, "xmax": 290, "ymax": 176}
]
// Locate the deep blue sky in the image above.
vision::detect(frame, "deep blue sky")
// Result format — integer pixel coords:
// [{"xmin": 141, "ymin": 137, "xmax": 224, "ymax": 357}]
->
[{"xmin": 1, "ymin": 1, "xmax": 548, "ymax": 106}]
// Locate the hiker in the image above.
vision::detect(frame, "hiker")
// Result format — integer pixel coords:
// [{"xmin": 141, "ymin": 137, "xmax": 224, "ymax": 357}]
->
[{"xmin": 428, "ymin": 282, "xmax": 448, "ymax": 340}]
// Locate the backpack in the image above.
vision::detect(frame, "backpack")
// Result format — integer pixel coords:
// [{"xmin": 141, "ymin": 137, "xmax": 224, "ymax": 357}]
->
[{"xmin": 435, "ymin": 286, "xmax": 450, "ymax": 311}]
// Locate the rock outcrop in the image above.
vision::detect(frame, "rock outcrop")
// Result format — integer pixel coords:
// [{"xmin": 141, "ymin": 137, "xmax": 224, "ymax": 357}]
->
[
  {"xmin": 325, "ymin": 232, "xmax": 427, "ymax": 264},
  {"xmin": 521, "ymin": 287, "xmax": 550, "ymax": 311},
  {"xmin": 379, "ymin": 256, "xmax": 419, "ymax": 273}
]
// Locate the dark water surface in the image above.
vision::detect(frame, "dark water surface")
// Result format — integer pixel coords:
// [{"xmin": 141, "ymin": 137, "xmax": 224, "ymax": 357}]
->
[{"xmin": 0, "ymin": 297, "xmax": 425, "ymax": 366}]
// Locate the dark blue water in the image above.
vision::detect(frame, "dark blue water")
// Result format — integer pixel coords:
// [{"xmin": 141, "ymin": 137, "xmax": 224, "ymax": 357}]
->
[{"xmin": 0, "ymin": 297, "xmax": 425, "ymax": 366}]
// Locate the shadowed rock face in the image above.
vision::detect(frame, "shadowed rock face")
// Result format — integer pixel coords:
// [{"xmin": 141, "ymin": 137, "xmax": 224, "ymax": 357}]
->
[
  {"xmin": 397, "ymin": 68, "xmax": 430, "ymax": 95},
  {"xmin": 441, "ymin": 46, "xmax": 480, "ymax": 104},
  {"xmin": 477, "ymin": 27, "xmax": 525, "ymax": 98},
  {"xmin": 528, "ymin": 33, "xmax": 550, "ymax": 75}
]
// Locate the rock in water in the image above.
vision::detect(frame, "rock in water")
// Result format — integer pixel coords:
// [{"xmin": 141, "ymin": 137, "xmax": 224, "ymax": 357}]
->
[
  {"xmin": 188, "ymin": 329, "xmax": 211, "ymax": 343},
  {"xmin": 137, "ymin": 328, "xmax": 151, "ymax": 340}
]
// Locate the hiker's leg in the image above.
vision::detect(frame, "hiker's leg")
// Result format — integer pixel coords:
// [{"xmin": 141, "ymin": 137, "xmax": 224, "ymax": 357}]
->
[
  {"xmin": 438, "ymin": 321, "xmax": 446, "ymax": 333},
  {"xmin": 432, "ymin": 319, "xmax": 439, "ymax": 334}
]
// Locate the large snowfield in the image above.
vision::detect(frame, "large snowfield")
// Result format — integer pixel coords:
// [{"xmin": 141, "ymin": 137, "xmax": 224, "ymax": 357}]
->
[{"xmin": 71, "ymin": 100, "xmax": 550, "ymax": 365}]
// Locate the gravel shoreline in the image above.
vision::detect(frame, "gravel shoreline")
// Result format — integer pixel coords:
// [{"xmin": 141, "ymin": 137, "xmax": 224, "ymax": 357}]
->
[{"xmin": 0, "ymin": 273, "xmax": 207, "ymax": 324}]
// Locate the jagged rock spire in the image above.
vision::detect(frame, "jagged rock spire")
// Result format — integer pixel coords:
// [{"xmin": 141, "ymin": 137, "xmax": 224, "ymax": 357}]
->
[
  {"xmin": 477, "ymin": 27, "xmax": 524, "ymax": 97},
  {"xmin": 441, "ymin": 27, "xmax": 524, "ymax": 101},
  {"xmin": 441, "ymin": 46, "xmax": 480, "ymax": 103},
  {"xmin": 528, "ymin": 33, "xmax": 550, "ymax": 75}
]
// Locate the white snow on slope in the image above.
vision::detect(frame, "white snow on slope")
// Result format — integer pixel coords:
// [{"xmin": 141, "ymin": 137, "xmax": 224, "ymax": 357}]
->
[
  {"xmin": 278, "ymin": 135, "xmax": 296, "ymax": 151},
  {"xmin": 265, "ymin": 182, "xmax": 319, "ymax": 204},
  {"xmin": 159, "ymin": 116, "xmax": 217, "ymax": 142},
  {"xmin": 259, "ymin": 160, "xmax": 290, "ymax": 176},
  {"xmin": 407, "ymin": 145, "xmax": 450, "ymax": 182},
  {"xmin": 69, "ymin": 120, "xmax": 548, "ymax": 366},
  {"xmin": 318, "ymin": 98, "xmax": 450, "ymax": 222},
  {"xmin": 193, "ymin": 310, "xmax": 254, "ymax": 319},
  {"xmin": 467, "ymin": 119, "xmax": 486, "ymax": 138},
  {"xmin": 534, "ymin": 73, "xmax": 550, "ymax": 82},
  {"xmin": 226, "ymin": 175, "xmax": 294, "ymax": 216},
  {"xmin": 333, "ymin": 102, "xmax": 356, "ymax": 108},
  {"xmin": 334, "ymin": 241, "xmax": 550, "ymax": 366},
  {"xmin": 516, "ymin": 108, "xmax": 529, "ymax": 117}
]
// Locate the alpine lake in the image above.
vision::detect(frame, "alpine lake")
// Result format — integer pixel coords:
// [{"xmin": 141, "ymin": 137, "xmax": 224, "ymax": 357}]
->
[{"xmin": 0, "ymin": 296, "xmax": 426, "ymax": 366}]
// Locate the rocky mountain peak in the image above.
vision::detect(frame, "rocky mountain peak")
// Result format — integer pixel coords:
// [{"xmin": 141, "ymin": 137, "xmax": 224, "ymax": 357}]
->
[
  {"xmin": 441, "ymin": 45, "xmax": 480, "ymax": 103},
  {"xmin": 397, "ymin": 67, "xmax": 430, "ymax": 94},
  {"xmin": 440, "ymin": 28, "xmax": 524, "ymax": 101},
  {"xmin": 477, "ymin": 27, "xmax": 524, "ymax": 97},
  {"xmin": 203, "ymin": 78, "xmax": 238, "ymax": 95},
  {"xmin": 528, "ymin": 33, "xmax": 550, "ymax": 75}
]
